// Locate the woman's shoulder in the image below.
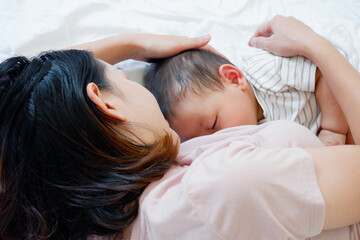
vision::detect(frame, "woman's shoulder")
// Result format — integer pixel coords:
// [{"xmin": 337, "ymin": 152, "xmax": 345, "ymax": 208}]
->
[
  {"xmin": 179, "ymin": 120, "xmax": 323, "ymax": 164},
  {"xmin": 132, "ymin": 120, "xmax": 325, "ymax": 240}
]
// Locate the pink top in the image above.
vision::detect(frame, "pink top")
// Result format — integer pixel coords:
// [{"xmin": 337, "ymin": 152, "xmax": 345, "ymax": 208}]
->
[{"xmin": 130, "ymin": 120, "xmax": 360, "ymax": 240}]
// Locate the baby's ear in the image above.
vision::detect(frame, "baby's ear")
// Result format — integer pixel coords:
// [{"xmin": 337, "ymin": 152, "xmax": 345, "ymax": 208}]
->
[{"xmin": 219, "ymin": 64, "xmax": 248, "ymax": 90}]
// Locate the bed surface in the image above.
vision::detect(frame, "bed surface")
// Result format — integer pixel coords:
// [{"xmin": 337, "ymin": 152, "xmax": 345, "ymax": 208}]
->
[{"xmin": 1, "ymin": 0, "xmax": 359, "ymax": 83}]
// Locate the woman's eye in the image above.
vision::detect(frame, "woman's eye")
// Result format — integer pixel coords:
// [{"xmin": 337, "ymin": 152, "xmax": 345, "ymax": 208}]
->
[{"xmin": 211, "ymin": 115, "xmax": 218, "ymax": 130}]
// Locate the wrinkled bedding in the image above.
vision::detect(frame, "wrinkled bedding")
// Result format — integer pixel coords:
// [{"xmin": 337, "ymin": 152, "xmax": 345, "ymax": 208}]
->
[{"xmin": 1, "ymin": 0, "xmax": 359, "ymax": 84}]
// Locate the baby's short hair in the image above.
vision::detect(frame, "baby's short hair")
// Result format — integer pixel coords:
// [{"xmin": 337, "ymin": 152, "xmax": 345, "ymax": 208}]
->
[{"xmin": 144, "ymin": 49, "xmax": 233, "ymax": 120}]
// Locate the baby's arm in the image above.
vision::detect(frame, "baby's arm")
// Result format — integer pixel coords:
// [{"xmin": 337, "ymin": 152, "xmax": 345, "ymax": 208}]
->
[{"xmin": 315, "ymin": 68, "xmax": 349, "ymax": 145}]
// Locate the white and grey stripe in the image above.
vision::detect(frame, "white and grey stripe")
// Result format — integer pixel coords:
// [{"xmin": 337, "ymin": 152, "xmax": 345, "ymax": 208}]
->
[{"xmin": 243, "ymin": 50, "xmax": 320, "ymax": 134}]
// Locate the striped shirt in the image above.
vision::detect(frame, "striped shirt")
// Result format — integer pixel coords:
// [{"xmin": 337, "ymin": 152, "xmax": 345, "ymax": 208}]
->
[{"xmin": 240, "ymin": 49, "xmax": 320, "ymax": 134}]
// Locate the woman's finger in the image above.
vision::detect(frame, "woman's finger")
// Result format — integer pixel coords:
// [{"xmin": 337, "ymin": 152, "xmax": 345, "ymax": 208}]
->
[
  {"xmin": 252, "ymin": 21, "xmax": 274, "ymax": 38},
  {"xmin": 191, "ymin": 34, "xmax": 211, "ymax": 48},
  {"xmin": 200, "ymin": 45, "xmax": 230, "ymax": 61},
  {"xmin": 249, "ymin": 36, "xmax": 271, "ymax": 49},
  {"xmin": 177, "ymin": 34, "xmax": 211, "ymax": 52}
]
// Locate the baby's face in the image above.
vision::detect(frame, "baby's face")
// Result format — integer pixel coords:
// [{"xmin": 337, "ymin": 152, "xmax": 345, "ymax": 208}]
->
[{"xmin": 169, "ymin": 85, "xmax": 259, "ymax": 142}]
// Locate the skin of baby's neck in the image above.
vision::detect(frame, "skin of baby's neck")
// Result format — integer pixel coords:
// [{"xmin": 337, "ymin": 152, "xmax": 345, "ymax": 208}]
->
[{"xmin": 244, "ymin": 80, "xmax": 264, "ymax": 122}]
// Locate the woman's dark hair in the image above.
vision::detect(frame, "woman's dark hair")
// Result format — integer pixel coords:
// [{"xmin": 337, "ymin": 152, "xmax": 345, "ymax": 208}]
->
[
  {"xmin": 144, "ymin": 49, "xmax": 234, "ymax": 120},
  {"xmin": 0, "ymin": 50, "xmax": 178, "ymax": 239}
]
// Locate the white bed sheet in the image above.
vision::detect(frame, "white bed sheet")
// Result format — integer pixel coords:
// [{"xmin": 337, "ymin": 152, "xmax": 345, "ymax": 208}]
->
[
  {"xmin": 1, "ymin": 0, "xmax": 359, "ymax": 84},
  {"xmin": 1, "ymin": 1, "xmax": 360, "ymax": 238}
]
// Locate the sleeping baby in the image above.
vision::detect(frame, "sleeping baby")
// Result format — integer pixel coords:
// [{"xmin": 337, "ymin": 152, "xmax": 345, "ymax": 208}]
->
[{"xmin": 144, "ymin": 49, "xmax": 349, "ymax": 145}]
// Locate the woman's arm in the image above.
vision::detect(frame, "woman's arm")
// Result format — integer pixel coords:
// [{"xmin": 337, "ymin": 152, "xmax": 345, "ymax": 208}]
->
[
  {"xmin": 249, "ymin": 15, "xmax": 360, "ymax": 230},
  {"xmin": 315, "ymin": 71, "xmax": 348, "ymax": 145},
  {"xmin": 306, "ymin": 146, "xmax": 360, "ymax": 229},
  {"xmin": 307, "ymin": 37, "xmax": 360, "ymax": 144},
  {"xmin": 249, "ymin": 15, "xmax": 360, "ymax": 144},
  {"xmin": 69, "ymin": 33, "xmax": 212, "ymax": 64}
]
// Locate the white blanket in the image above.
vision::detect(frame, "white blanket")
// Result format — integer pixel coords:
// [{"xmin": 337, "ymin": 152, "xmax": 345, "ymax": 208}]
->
[{"xmin": 1, "ymin": 0, "xmax": 359, "ymax": 84}]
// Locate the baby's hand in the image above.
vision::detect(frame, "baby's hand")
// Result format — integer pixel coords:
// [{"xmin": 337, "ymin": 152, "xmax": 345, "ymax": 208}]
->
[{"xmin": 318, "ymin": 129, "xmax": 346, "ymax": 146}]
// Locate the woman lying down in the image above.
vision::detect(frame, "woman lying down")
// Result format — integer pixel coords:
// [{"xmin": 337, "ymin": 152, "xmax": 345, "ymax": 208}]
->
[{"xmin": 0, "ymin": 15, "xmax": 360, "ymax": 239}]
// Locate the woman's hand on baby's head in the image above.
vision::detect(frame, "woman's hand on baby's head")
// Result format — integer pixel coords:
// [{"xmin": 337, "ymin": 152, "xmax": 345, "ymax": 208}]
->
[
  {"xmin": 132, "ymin": 33, "xmax": 212, "ymax": 61},
  {"xmin": 248, "ymin": 15, "xmax": 317, "ymax": 58},
  {"xmin": 201, "ymin": 45, "xmax": 230, "ymax": 61},
  {"xmin": 130, "ymin": 33, "xmax": 230, "ymax": 62}
]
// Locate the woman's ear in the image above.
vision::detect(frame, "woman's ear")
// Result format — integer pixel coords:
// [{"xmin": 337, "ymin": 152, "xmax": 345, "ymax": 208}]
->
[
  {"xmin": 219, "ymin": 64, "xmax": 248, "ymax": 90},
  {"xmin": 86, "ymin": 82, "xmax": 127, "ymax": 121}
]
